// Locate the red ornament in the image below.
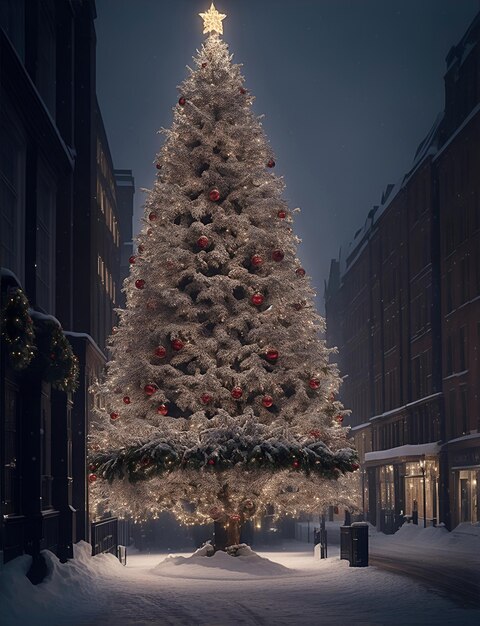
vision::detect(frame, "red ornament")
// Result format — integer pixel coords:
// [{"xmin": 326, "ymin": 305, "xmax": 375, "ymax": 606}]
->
[
  {"xmin": 244, "ymin": 499, "xmax": 254, "ymax": 509},
  {"xmin": 197, "ymin": 235, "xmax": 209, "ymax": 249},
  {"xmin": 292, "ymin": 459, "xmax": 300, "ymax": 469},
  {"xmin": 157, "ymin": 404, "xmax": 168, "ymax": 416},
  {"xmin": 209, "ymin": 188, "xmax": 220, "ymax": 202},
  {"xmin": 201, "ymin": 393, "xmax": 212, "ymax": 404},
  {"xmin": 155, "ymin": 346, "xmax": 167, "ymax": 358},
  {"xmin": 89, "ymin": 463, "xmax": 96, "ymax": 471},
  {"xmin": 138, "ymin": 244, "xmax": 144, "ymax": 253},
  {"xmin": 144, "ymin": 384, "xmax": 156, "ymax": 396},
  {"xmin": 309, "ymin": 378, "xmax": 320, "ymax": 390},
  {"xmin": 296, "ymin": 267, "xmax": 306, "ymax": 277},
  {"xmin": 251, "ymin": 254, "xmax": 263, "ymax": 267},
  {"xmin": 265, "ymin": 349, "xmax": 279, "ymax": 362},
  {"xmin": 123, "ymin": 396, "xmax": 131, "ymax": 404},
  {"xmin": 336, "ymin": 414, "xmax": 344, "ymax": 423},
  {"xmin": 208, "ymin": 458, "xmax": 215, "ymax": 465},
  {"xmin": 230, "ymin": 513, "xmax": 241, "ymax": 521},
  {"xmin": 178, "ymin": 96, "xmax": 186, "ymax": 106},
  {"xmin": 251, "ymin": 293, "xmax": 264, "ymax": 306},
  {"xmin": 352, "ymin": 463, "xmax": 360, "ymax": 471},
  {"xmin": 129, "ymin": 255, "xmax": 136, "ymax": 264},
  {"xmin": 329, "ymin": 392, "xmax": 335, "ymax": 401},
  {"xmin": 88, "ymin": 474, "xmax": 97, "ymax": 483},
  {"xmin": 309, "ymin": 429, "xmax": 321, "ymax": 439},
  {"xmin": 201, "ymin": 62, "xmax": 208, "ymax": 68},
  {"xmin": 170, "ymin": 339, "xmax": 185, "ymax": 352},
  {"xmin": 156, "ymin": 163, "xmax": 162, "ymax": 170},
  {"xmin": 231, "ymin": 386, "xmax": 243, "ymax": 399},
  {"xmin": 272, "ymin": 249, "xmax": 284, "ymax": 262},
  {"xmin": 171, "ymin": 338, "xmax": 184, "ymax": 351},
  {"xmin": 267, "ymin": 159, "xmax": 276, "ymax": 168},
  {"xmin": 149, "ymin": 212, "xmax": 157, "ymax": 221},
  {"xmin": 239, "ymin": 87, "xmax": 247, "ymax": 94},
  {"xmin": 135, "ymin": 279, "xmax": 145, "ymax": 289},
  {"xmin": 277, "ymin": 210, "xmax": 287, "ymax": 219},
  {"xmin": 110, "ymin": 412, "xmax": 119, "ymax": 421},
  {"xmin": 262, "ymin": 395, "xmax": 273, "ymax": 408}
]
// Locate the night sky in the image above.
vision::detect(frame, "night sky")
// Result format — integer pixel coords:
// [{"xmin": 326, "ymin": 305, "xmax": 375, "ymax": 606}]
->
[{"xmin": 95, "ymin": 0, "xmax": 479, "ymax": 310}]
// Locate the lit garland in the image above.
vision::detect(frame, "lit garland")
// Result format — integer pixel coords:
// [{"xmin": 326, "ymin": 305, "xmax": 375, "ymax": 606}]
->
[
  {"xmin": 90, "ymin": 435, "xmax": 358, "ymax": 483},
  {"xmin": 30, "ymin": 318, "xmax": 79, "ymax": 392},
  {"xmin": 1, "ymin": 288, "xmax": 36, "ymax": 370}
]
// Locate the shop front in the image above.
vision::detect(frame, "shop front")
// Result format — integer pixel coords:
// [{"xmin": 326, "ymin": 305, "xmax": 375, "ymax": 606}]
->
[
  {"xmin": 447, "ymin": 437, "xmax": 480, "ymax": 527},
  {"xmin": 364, "ymin": 442, "xmax": 441, "ymax": 533}
]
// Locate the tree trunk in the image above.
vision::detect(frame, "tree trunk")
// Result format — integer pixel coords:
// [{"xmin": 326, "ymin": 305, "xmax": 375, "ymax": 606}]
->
[{"xmin": 226, "ymin": 515, "xmax": 241, "ymax": 547}]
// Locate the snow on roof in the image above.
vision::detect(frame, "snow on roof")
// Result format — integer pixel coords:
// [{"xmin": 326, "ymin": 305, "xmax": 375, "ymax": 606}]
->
[
  {"xmin": 445, "ymin": 432, "xmax": 480, "ymax": 446},
  {"xmin": 364, "ymin": 442, "xmax": 442, "ymax": 463},
  {"xmin": 350, "ymin": 422, "xmax": 371, "ymax": 433},
  {"xmin": 64, "ymin": 331, "xmax": 106, "ymax": 361},
  {"xmin": 1, "ymin": 267, "xmax": 22, "ymax": 287},
  {"xmin": 29, "ymin": 309, "xmax": 62, "ymax": 327}
]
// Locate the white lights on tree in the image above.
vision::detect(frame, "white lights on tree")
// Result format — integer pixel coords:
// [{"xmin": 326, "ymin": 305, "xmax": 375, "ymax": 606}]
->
[{"xmin": 89, "ymin": 5, "xmax": 359, "ymax": 547}]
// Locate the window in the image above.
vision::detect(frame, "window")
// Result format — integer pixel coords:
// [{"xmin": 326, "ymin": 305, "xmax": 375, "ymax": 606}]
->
[
  {"xmin": 460, "ymin": 385, "xmax": 468, "ymax": 435},
  {"xmin": 36, "ymin": 165, "xmax": 56, "ymax": 312},
  {"xmin": 459, "ymin": 327, "xmax": 467, "ymax": 371},
  {"xmin": 445, "ymin": 215, "xmax": 455, "ymax": 254},
  {"xmin": 446, "ymin": 270, "xmax": 454, "ymax": 313},
  {"xmin": 449, "ymin": 389, "xmax": 456, "ymax": 439},
  {"xmin": 446, "ymin": 335, "xmax": 453, "ymax": 375},
  {"xmin": 460, "ymin": 257, "xmax": 469, "ymax": 304},
  {"xmin": 457, "ymin": 205, "xmax": 468, "ymax": 243},
  {"xmin": 0, "ymin": 117, "xmax": 25, "ymax": 280}
]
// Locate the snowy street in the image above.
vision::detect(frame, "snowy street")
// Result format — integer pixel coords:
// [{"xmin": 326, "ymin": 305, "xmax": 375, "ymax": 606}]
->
[{"xmin": 2, "ymin": 526, "xmax": 480, "ymax": 626}]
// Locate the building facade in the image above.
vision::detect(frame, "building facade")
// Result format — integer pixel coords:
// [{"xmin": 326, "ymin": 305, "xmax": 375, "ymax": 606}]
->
[
  {"xmin": 0, "ymin": 0, "xmax": 133, "ymax": 575},
  {"xmin": 325, "ymin": 11, "xmax": 480, "ymax": 532}
]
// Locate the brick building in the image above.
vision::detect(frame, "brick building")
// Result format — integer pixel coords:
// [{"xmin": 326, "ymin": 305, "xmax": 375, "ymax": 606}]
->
[{"xmin": 325, "ymin": 11, "xmax": 480, "ymax": 532}]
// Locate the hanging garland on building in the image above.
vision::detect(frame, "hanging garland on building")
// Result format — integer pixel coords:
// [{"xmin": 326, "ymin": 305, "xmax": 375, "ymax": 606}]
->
[
  {"xmin": 0, "ymin": 287, "xmax": 36, "ymax": 370},
  {"xmin": 30, "ymin": 316, "xmax": 79, "ymax": 392}
]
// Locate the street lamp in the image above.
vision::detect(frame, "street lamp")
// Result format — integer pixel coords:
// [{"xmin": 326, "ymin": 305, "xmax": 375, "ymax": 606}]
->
[{"xmin": 419, "ymin": 458, "xmax": 427, "ymax": 528}]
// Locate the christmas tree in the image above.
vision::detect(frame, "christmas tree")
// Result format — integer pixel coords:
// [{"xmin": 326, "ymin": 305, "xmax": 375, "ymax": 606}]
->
[{"xmin": 90, "ymin": 4, "xmax": 358, "ymax": 547}]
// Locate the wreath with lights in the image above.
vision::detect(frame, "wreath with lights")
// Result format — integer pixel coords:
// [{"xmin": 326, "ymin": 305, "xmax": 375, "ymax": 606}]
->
[
  {"xmin": 30, "ymin": 317, "xmax": 79, "ymax": 392},
  {"xmin": 1, "ymin": 287, "xmax": 36, "ymax": 370}
]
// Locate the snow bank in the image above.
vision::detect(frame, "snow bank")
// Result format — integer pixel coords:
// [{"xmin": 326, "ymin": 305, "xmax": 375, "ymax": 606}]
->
[
  {"xmin": 0, "ymin": 541, "xmax": 124, "ymax": 626},
  {"xmin": 371, "ymin": 521, "xmax": 480, "ymax": 555},
  {"xmin": 152, "ymin": 544, "xmax": 292, "ymax": 580}
]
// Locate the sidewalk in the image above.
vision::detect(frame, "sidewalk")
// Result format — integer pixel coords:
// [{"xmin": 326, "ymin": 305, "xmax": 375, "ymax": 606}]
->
[{"xmin": 295, "ymin": 519, "xmax": 480, "ymax": 605}]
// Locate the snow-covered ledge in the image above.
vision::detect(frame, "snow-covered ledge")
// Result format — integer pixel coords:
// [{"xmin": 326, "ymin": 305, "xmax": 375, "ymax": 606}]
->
[{"xmin": 364, "ymin": 442, "xmax": 441, "ymax": 463}]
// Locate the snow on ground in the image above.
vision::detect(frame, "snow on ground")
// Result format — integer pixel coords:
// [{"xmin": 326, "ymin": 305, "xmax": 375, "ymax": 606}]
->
[
  {"xmin": 2, "ymin": 533, "xmax": 480, "ymax": 626},
  {"xmin": 152, "ymin": 543, "xmax": 291, "ymax": 579}
]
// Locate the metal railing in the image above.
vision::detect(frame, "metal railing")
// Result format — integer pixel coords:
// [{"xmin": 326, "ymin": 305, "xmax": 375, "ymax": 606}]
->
[{"xmin": 91, "ymin": 517, "xmax": 118, "ymax": 557}]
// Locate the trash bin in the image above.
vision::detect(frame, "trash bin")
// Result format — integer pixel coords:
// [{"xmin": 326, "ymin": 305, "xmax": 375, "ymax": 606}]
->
[
  {"xmin": 340, "ymin": 525, "xmax": 352, "ymax": 562},
  {"xmin": 350, "ymin": 522, "xmax": 368, "ymax": 567}
]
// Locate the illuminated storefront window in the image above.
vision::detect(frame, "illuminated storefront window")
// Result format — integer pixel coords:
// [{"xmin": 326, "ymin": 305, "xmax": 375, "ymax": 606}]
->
[
  {"xmin": 405, "ymin": 459, "xmax": 438, "ymax": 523},
  {"xmin": 379, "ymin": 465, "xmax": 394, "ymax": 509},
  {"xmin": 458, "ymin": 469, "xmax": 480, "ymax": 523}
]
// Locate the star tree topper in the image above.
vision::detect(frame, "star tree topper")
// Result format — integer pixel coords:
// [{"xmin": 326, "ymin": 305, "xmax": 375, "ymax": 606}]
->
[{"xmin": 199, "ymin": 3, "xmax": 226, "ymax": 35}]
